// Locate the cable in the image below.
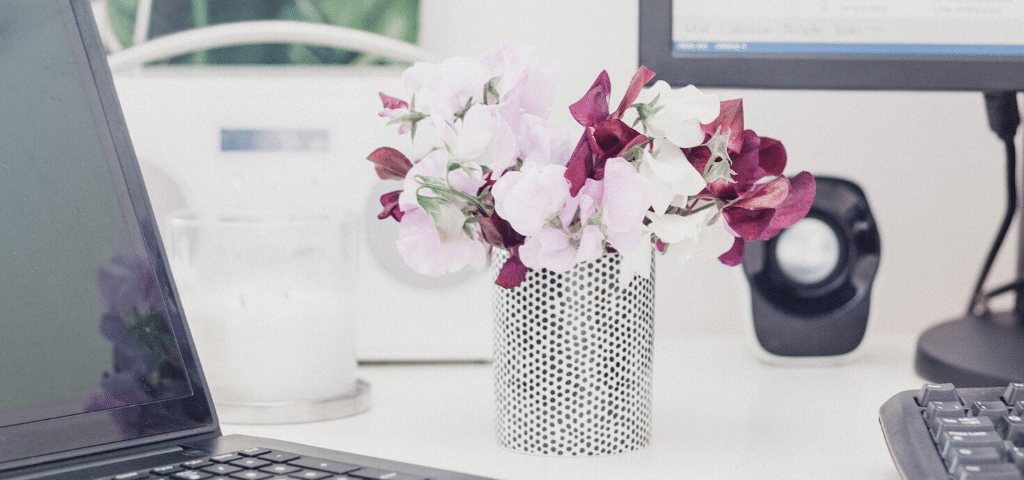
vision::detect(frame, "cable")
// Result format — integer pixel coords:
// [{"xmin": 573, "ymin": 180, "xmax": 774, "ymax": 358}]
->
[{"xmin": 969, "ymin": 91, "xmax": 1020, "ymax": 316}]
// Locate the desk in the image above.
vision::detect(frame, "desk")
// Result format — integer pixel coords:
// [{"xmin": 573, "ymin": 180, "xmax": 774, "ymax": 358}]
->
[{"xmin": 223, "ymin": 334, "xmax": 925, "ymax": 479}]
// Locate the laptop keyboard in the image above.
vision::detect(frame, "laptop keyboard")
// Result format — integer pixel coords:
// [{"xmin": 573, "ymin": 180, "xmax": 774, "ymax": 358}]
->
[
  {"xmin": 99, "ymin": 447, "xmax": 430, "ymax": 480},
  {"xmin": 880, "ymin": 382, "xmax": 1024, "ymax": 479}
]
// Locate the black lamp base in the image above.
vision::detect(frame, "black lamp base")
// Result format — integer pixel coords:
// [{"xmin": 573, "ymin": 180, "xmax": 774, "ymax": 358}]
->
[{"xmin": 915, "ymin": 311, "xmax": 1024, "ymax": 387}]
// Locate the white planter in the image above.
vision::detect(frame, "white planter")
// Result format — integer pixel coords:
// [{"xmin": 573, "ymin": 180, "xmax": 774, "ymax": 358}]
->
[{"xmin": 492, "ymin": 249, "xmax": 655, "ymax": 455}]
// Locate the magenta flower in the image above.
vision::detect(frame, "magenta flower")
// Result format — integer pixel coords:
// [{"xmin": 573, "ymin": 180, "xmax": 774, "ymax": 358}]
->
[{"xmin": 681, "ymin": 102, "xmax": 816, "ymax": 265}]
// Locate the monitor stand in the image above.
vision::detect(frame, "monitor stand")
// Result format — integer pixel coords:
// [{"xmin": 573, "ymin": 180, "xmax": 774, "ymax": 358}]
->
[{"xmin": 915, "ymin": 310, "xmax": 1024, "ymax": 387}]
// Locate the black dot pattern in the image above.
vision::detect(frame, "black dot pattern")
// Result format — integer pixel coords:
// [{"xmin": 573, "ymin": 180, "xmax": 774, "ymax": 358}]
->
[{"xmin": 491, "ymin": 250, "xmax": 655, "ymax": 456}]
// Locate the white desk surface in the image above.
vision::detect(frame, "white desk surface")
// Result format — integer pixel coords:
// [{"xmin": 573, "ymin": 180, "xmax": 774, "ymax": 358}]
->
[{"xmin": 223, "ymin": 334, "xmax": 926, "ymax": 479}]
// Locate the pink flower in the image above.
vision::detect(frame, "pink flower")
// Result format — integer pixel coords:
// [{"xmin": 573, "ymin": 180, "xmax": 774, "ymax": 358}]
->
[
  {"xmin": 601, "ymin": 157, "xmax": 653, "ymax": 256},
  {"xmin": 492, "ymin": 162, "xmax": 570, "ymax": 236},
  {"xmin": 519, "ymin": 224, "xmax": 604, "ymax": 273},
  {"xmin": 480, "ymin": 42, "xmax": 560, "ymax": 119},
  {"xmin": 440, "ymin": 103, "xmax": 519, "ymax": 171},
  {"xmin": 402, "ymin": 56, "xmax": 490, "ymax": 125},
  {"xmin": 396, "ymin": 208, "xmax": 486, "ymax": 276}
]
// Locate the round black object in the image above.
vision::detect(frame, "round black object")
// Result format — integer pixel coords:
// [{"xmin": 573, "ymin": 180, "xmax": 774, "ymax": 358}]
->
[{"xmin": 742, "ymin": 176, "xmax": 881, "ymax": 357}]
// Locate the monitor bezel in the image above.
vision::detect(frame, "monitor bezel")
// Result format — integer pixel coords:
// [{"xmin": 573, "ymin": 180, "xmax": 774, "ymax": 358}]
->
[
  {"xmin": 0, "ymin": 0, "xmax": 218, "ymax": 471},
  {"xmin": 638, "ymin": 0, "xmax": 1024, "ymax": 91}
]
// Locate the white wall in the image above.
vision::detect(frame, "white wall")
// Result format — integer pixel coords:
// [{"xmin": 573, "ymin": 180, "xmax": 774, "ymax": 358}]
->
[{"xmin": 420, "ymin": 1, "xmax": 1020, "ymax": 339}]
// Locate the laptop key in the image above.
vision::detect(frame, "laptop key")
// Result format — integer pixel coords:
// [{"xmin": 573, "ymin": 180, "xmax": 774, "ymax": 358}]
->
[
  {"xmin": 346, "ymin": 467, "xmax": 428, "ymax": 480},
  {"xmin": 231, "ymin": 458, "xmax": 272, "ymax": 469},
  {"xmin": 238, "ymin": 448, "xmax": 273, "ymax": 457},
  {"xmin": 112, "ymin": 471, "xmax": 150, "ymax": 480},
  {"xmin": 202, "ymin": 464, "xmax": 243, "ymax": 476},
  {"xmin": 227, "ymin": 471, "xmax": 271, "ymax": 480},
  {"xmin": 170, "ymin": 471, "xmax": 213, "ymax": 480},
  {"xmin": 288, "ymin": 457, "xmax": 360, "ymax": 475},
  {"xmin": 289, "ymin": 470, "xmax": 332, "ymax": 479},
  {"xmin": 260, "ymin": 464, "xmax": 301, "ymax": 475},
  {"xmin": 259, "ymin": 451, "xmax": 301, "ymax": 463}
]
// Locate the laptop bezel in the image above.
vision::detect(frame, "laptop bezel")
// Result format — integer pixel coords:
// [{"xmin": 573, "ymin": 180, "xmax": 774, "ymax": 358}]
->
[{"xmin": 0, "ymin": 0, "xmax": 219, "ymax": 472}]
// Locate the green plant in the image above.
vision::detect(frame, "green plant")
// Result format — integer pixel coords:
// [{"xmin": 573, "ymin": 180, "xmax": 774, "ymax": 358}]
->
[{"xmin": 106, "ymin": 0, "xmax": 419, "ymax": 65}]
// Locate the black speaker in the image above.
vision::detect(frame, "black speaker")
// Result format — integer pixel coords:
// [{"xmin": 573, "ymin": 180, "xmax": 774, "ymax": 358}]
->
[{"xmin": 742, "ymin": 176, "xmax": 881, "ymax": 364}]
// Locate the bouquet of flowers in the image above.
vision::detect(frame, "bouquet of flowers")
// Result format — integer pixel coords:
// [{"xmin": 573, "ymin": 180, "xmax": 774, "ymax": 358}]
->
[{"xmin": 368, "ymin": 43, "xmax": 815, "ymax": 289}]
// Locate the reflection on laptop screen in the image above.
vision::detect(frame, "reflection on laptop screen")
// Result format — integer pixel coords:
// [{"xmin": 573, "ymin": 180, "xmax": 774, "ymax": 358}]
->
[{"xmin": 0, "ymin": 0, "xmax": 192, "ymax": 431}]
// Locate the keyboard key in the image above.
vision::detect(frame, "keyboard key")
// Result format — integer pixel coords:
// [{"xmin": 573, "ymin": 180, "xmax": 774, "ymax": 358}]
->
[
  {"xmin": 952, "ymin": 462, "xmax": 1022, "ymax": 480},
  {"xmin": 227, "ymin": 471, "xmax": 271, "ymax": 480},
  {"xmin": 238, "ymin": 448, "xmax": 273, "ymax": 458},
  {"xmin": 945, "ymin": 446, "xmax": 1005, "ymax": 473},
  {"xmin": 996, "ymin": 415, "xmax": 1024, "ymax": 446},
  {"xmin": 932, "ymin": 416, "xmax": 997, "ymax": 442},
  {"xmin": 258, "ymin": 451, "xmax": 300, "ymax": 463},
  {"xmin": 112, "ymin": 471, "xmax": 149, "ymax": 480},
  {"xmin": 289, "ymin": 470, "xmax": 332, "ymax": 479},
  {"xmin": 347, "ymin": 467, "xmax": 428, "ymax": 480},
  {"xmin": 1003, "ymin": 383, "xmax": 1024, "ymax": 406},
  {"xmin": 170, "ymin": 471, "xmax": 213, "ymax": 480},
  {"xmin": 918, "ymin": 383, "xmax": 962, "ymax": 407},
  {"xmin": 259, "ymin": 464, "xmax": 300, "ymax": 475},
  {"xmin": 211, "ymin": 454, "xmax": 244, "ymax": 464},
  {"xmin": 182, "ymin": 460, "xmax": 215, "ymax": 470},
  {"xmin": 231, "ymin": 458, "xmax": 272, "ymax": 470},
  {"xmin": 973, "ymin": 401, "xmax": 1012, "ymax": 423},
  {"xmin": 939, "ymin": 430, "xmax": 1007, "ymax": 458},
  {"xmin": 202, "ymin": 464, "xmax": 242, "ymax": 476},
  {"xmin": 927, "ymin": 401, "xmax": 967, "ymax": 423},
  {"xmin": 287, "ymin": 458, "xmax": 360, "ymax": 475},
  {"xmin": 152, "ymin": 465, "xmax": 185, "ymax": 476},
  {"xmin": 1010, "ymin": 445, "xmax": 1024, "ymax": 470}
]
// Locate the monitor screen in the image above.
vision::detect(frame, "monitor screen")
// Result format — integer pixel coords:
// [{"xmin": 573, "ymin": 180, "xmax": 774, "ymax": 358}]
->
[{"xmin": 639, "ymin": 0, "xmax": 1024, "ymax": 90}]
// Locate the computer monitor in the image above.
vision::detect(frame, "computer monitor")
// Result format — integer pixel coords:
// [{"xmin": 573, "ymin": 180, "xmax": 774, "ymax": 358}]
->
[{"xmin": 638, "ymin": 0, "xmax": 1024, "ymax": 386}]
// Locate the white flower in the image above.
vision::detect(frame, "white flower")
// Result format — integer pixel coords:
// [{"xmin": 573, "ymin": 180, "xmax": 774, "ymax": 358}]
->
[
  {"xmin": 637, "ymin": 80, "xmax": 720, "ymax": 148},
  {"xmin": 648, "ymin": 206, "xmax": 735, "ymax": 264},
  {"xmin": 640, "ymin": 138, "xmax": 708, "ymax": 215},
  {"xmin": 617, "ymin": 234, "xmax": 654, "ymax": 286}
]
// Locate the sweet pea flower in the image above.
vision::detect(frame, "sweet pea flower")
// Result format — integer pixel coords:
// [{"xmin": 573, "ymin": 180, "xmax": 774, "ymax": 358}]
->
[
  {"xmin": 518, "ymin": 178, "xmax": 604, "ymax": 273},
  {"xmin": 396, "ymin": 208, "xmax": 487, "ymax": 276},
  {"xmin": 634, "ymin": 80, "xmax": 720, "ymax": 148},
  {"xmin": 492, "ymin": 162, "xmax": 571, "ymax": 237},
  {"xmin": 402, "ymin": 56, "xmax": 490, "ymax": 126},
  {"xmin": 640, "ymin": 138, "xmax": 708, "ymax": 215},
  {"xmin": 601, "ymin": 157, "xmax": 653, "ymax": 256},
  {"xmin": 480, "ymin": 42, "xmax": 561, "ymax": 118},
  {"xmin": 440, "ymin": 103, "xmax": 519, "ymax": 171},
  {"xmin": 519, "ymin": 224, "xmax": 604, "ymax": 273}
]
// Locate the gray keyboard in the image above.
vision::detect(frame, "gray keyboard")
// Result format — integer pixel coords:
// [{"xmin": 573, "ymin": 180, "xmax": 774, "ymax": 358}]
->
[{"xmin": 880, "ymin": 383, "xmax": 1024, "ymax": 479}]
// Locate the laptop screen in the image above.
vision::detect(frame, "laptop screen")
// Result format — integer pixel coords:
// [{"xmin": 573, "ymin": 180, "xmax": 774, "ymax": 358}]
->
[{"xmin": 0, "ymin": 0, "xmax": 215, "ymax": 467}]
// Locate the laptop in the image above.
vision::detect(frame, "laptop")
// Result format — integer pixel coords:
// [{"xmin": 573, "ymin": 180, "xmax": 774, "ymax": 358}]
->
[{"xmin": 0, "ymin": 1, "xmax": 494, "ymax": 479}]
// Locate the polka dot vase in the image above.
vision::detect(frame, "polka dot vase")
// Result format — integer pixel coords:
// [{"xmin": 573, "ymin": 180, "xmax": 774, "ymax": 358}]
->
[{"xmin": 491, "ymin": 249, "xmax": 654, "ymax": 456}]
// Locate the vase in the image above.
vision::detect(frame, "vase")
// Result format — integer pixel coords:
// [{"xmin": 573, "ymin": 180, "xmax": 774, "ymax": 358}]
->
[{"xmin": 491, "ymin": 249, "xmax": 655, "ymax": 456}]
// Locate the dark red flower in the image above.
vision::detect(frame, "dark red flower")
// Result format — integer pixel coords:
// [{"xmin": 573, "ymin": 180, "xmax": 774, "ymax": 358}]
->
[
  {"xmin": 377, "ymin": 190, "xmax": 404, "ymax": 222},
  {"xmin": 367, "ymin": 146, "xmax": 413, "ymax": 181}
]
